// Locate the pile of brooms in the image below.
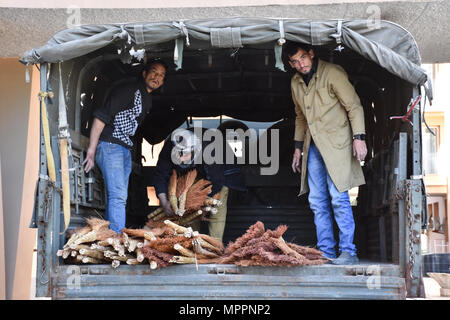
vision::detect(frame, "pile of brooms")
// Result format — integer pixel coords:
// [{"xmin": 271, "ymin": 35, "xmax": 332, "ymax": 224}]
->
[
  {"xmin": 218, "ymin": 221, "xmax": 326, "ymax": 266},
  {"xmin": 58, "ymin": 217, "xmax": 327, "ymax": 269},
  {"xmin": 147, "ymin": 169, "xmax": 223, "ymax": 226},
  {"xmin": 58, "ymin": 217, "xmax": 224, "ymax": 269}
]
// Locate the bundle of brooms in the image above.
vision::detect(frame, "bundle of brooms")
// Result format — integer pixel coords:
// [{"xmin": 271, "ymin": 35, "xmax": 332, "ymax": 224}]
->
[
  {"xmin": 58, "ymin": 217, "xmax": 224, "ymax": 269},
  {"xmin": 147, "ymin": 169, "xmax": 223, "ymax": 226},
  {"xmin": 218, "ymin": 221, "xmax": 328, "ymax": 267},
  {"xmin": 58, "ymin": 218, "xmax": 326, "ymax": 269}
]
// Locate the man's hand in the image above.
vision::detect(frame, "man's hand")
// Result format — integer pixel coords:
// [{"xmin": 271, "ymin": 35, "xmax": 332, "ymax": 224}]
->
[
  {"xmin": 161, "ymin": 201, "xmax": 175, "ymax": 217},
  {"xmin": 158, "ymin": 193, "xmax": 175, "ymax": 217},
  {"xmin": 82, "ymin": 117, "xmax": 106, "ymax": 173},
  {"xmin": 82, "ymin": 147, "xmax": 96, "ymax": 173},
  {"xmin": 291, "ymin": 148, "xmax": 302, "ymax": 173},
  {"xmin": 353, "ymin": 139, "xmax": 367, "ymax": 162}
]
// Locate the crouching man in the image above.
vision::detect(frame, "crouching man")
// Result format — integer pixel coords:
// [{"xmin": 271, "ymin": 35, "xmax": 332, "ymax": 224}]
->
[{"xmin": 153, "ymin": 128, "xmax": 246, "ymax": 242}]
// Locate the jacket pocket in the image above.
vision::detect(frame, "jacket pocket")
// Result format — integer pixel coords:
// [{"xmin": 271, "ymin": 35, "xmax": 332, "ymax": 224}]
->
[{"xmin": 326, "ymin": 121, "xmax": 351, "ymax": 149}]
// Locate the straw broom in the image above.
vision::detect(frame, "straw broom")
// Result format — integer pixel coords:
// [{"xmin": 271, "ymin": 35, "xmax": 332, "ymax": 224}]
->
[
  {"xmin": 199, "ymin": 234, "xmax": 225, "ymax": 252},
  {"xmin": 64, "ymin": 225, "xmax": 91, "ymax": 249},
  {"xmin": 79, "ymin": 248, "xmax": 105, "ymax": 260},
  {"xmin": 122, "ymin": 228, "xmax": 156, "ymax": 240},
  {"xmin": 177, "ymin": 169, "xmax": 197, "ymax": 215},
  {"xmin": 168, "ymin": 170, "xmax": 178, "ymax": 214},
  {"xmin": 192, "ymin": 238, "xmax": 219, "ymax": 258},
  {"xmin": 185, "ymin": 179, "xmax": 212, "ymax": 212},
  {"xmin": 147, "ymin": 207, "xmax": 164, "ymax": 220},
  {"xmin": 72, "ymin": 228, "xmax": 117, "ymax": 246},
  {"xmin": 178, "ymin": 210, "xmax": 203, "ymax": 225},
  {"xmin": 219, "ymin": 221, "xmax": 326, "ymax": 267},
  {"xmin": 86, "ymin": 217, "xmax": 110, "ymax": 231}
]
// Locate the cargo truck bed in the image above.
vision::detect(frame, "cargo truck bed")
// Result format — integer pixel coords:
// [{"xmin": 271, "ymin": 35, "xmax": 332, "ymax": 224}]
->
[{"xmin": 54, "ymin": 263, "xmax": 406, "ymax": 299}]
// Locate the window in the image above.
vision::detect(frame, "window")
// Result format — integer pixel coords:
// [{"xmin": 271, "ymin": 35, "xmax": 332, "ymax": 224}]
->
[{"xmin": 422, "ymin": 126, "xmax": 439, "ymax": 175}]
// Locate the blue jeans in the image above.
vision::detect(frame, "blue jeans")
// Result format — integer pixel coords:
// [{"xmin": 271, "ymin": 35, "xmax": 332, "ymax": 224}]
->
[
  {"xmin": 307, "ymin": 142, "xmax": 357, "ymax": 259},
  {"xmin": 95, "ymin": 141, "xmax": 132, "ymax": 233}
]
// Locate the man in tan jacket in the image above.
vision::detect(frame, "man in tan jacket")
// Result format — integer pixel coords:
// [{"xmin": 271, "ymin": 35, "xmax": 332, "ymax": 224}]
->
[{"xmin": 286, "ymin": 42, "xmax": 367, "ymax": 265}]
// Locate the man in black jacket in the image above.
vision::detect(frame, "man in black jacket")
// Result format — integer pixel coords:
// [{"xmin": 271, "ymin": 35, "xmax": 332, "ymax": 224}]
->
[
  {"xmin": 153, "ymin": 128, "xmax": 246, "ymax": 241},
  {"xmin": 83, "ymin": 59, "xmax": 167, "ymax": 233}
]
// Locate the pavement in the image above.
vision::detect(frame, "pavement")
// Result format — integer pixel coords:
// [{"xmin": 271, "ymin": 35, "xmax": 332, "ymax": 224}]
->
[{"xmin": 418, "ymin": 276, "xmax": 450, "ymax": 300}]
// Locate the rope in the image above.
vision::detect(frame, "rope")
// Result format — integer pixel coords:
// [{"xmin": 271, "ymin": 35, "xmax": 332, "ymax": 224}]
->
[{"xmin": 389, "ymin": 95, "xmax": 421, "ymax": 125}]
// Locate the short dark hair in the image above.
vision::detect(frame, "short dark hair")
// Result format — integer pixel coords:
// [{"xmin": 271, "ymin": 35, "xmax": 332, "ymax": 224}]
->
[
  {"xmin": 143, "ymin": 58, "xmax": 168, "ymax": 73},
  {"xmin": 284, "ymin": 41, "xmax": 313, "ymax": 58}
]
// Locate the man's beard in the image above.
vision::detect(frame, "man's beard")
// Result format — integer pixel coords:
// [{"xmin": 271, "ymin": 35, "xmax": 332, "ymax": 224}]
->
[{"xmin": 146, "ymin": 83, "xmax": 157, "ymax": 91}]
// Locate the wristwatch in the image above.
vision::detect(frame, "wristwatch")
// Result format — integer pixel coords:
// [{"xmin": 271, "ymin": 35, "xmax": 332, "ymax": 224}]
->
[{"xmin": 353, "ymin": 134, "xmax": 366, "ymax": 141}]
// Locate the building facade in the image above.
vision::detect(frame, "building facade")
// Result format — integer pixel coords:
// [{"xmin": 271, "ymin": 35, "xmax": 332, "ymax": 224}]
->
[{"xmin": 422, "ymin": 63, "xmax": 450, "ymax": 255}]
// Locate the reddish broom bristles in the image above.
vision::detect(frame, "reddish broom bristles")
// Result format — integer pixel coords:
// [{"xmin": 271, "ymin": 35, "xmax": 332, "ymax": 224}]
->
[
  {"xmin": 144, "ymin": 226, "xmax": 175, "ymax": 238},
  {"xmin": 96, "ymin": 229, "xmax": 118, "ymax": 241},
  {"xmin": 185, "ymin": 179, "xmax": 212, "ymax": 211},
  {"xmin": 264, "ymin": 224, "xmax": 288, "ymax": 239},
  {"xmin": 183, "ymin": 169, "xmax": 198, "ymax": 193},
  {"xmin": 287, "ymin": 243, "xmax": 323, "ymax": 257},
  {"xmin": 66, "ymin": 225, "xmax": 91, "ymax": 240},
  {"xmin": 225, "ymin": 221, "xmax": 265, "ymax": 255},
  {"xmin": 62, "ymin": 217, "xmax": 325, "ymax": 269},
  {"xmin": 122, "ymin": 228, "xmax": 153, "ymax": 238},
  {"xmin": 86, "ymin": 217, "xmax": 110, "ymax": 231},
  {"xmin": 220, "ymin": 221, "xmax": 326, "ymax": 267},
  {"xmin": 175, "ymin": 169, "xmax": 198, "ymax": 197},
  {"xmin": 175, "ymin": 174, "xmax": 186, "ymax": 198},
  {"xmin": 168, "ymin": 170, "xmax": 177, "ymax": 197},
  {"xmin": 199, "ymin": 234, "xmax": 224, "ymax": 252},
  {"xmin": 146, "ymin": 236, "xmax": 194, "ymax": 253},
  {"xmin": 178, "ymin": 170, "xmax": 198, "ymax": 215},
  {"xmin": 145, "ymin": 220, "xmax": 169, "ymax": 229},
  {"xmin": 141, "ymin": 247, "xmax": 173, "ymax": 268}
]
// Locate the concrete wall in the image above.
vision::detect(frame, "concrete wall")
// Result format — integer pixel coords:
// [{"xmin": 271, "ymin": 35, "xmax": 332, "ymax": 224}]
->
[
  {"xmin": 0, "ymin": 1, "xmax": 448, "ymax": 63},
  {"xmin": 0, "ymin": 156, "xmax": 5, "ymax": 299},
  {"xmin": 0, "ymin": 58, "xmax": 39, "ymax": 299},
  {"xmin": 0, "ymin": 0, "xmax": 425, "ymax": 8}
]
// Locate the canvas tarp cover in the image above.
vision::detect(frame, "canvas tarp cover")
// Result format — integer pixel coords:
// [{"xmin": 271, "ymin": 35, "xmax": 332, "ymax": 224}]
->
[{"xmin": 21, "ymin": 18, "xmax": 429, "ymax": 88}]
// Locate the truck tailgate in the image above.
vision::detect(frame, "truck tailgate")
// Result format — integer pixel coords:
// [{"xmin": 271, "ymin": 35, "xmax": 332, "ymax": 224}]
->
[{"xmin": 54, "ymin": 263, "xmax": 405, "ymax": 299}]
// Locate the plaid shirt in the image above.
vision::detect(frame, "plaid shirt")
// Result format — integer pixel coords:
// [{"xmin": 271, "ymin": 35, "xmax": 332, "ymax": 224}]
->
[{"xmin": 94, "ymin": 80, "xmax": 152, "ymax": 150}]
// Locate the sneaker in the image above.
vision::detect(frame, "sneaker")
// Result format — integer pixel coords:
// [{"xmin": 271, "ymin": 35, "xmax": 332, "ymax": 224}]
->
[
  {"xmin": 321, "ymin": 254, "xmax": 336, "ymax": 264},
  {"xmin": 331, "ymin": 252, "xmax": 359, "ymax": 265}
]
